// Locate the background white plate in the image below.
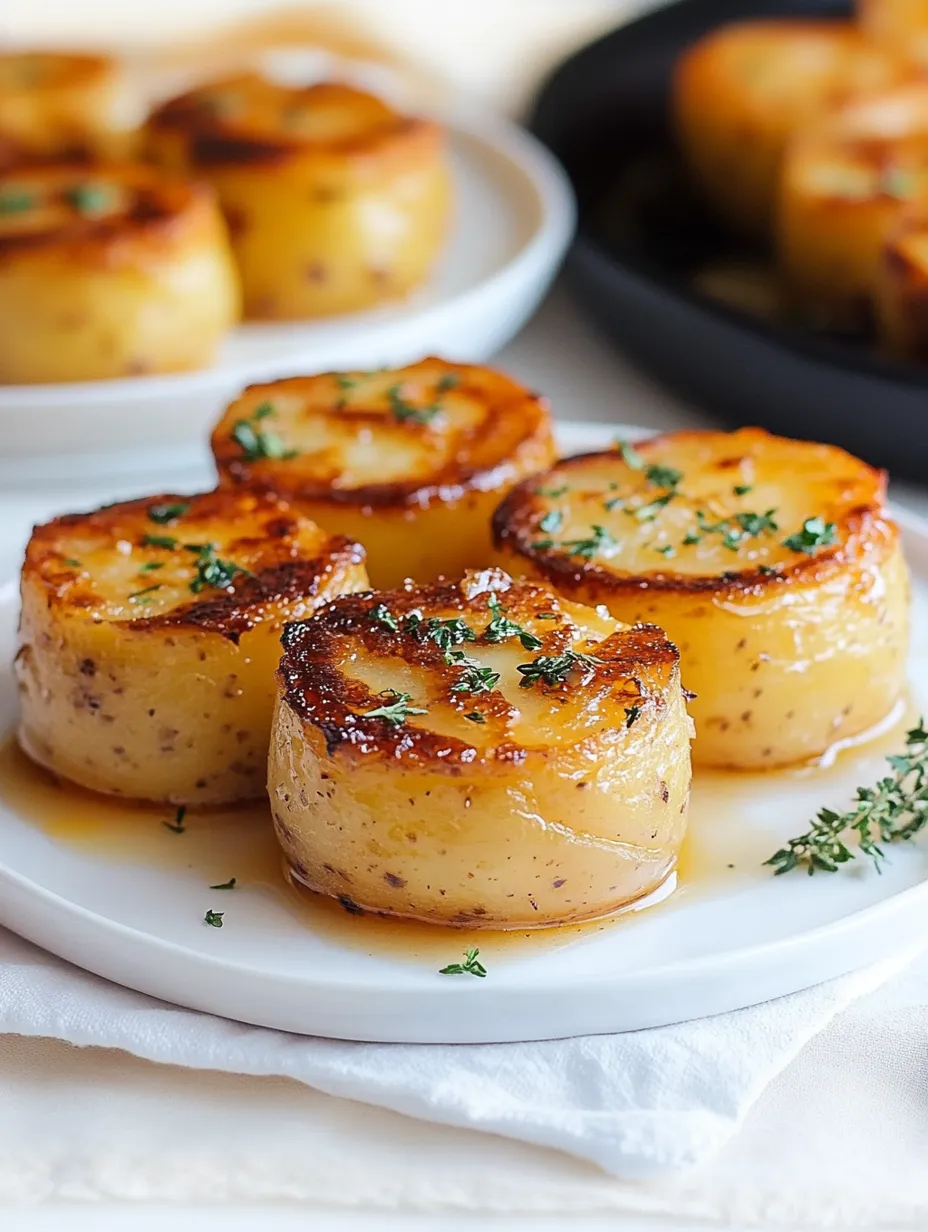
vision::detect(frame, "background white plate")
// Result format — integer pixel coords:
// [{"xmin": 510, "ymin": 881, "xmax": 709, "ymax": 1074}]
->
[
  {"xmin": 0, "ymin": 104, "xmax": 573, "ymax": 484},
  {"xmin": 0, "ymin": 422, "xmax": 926, "ymax": 1044}
]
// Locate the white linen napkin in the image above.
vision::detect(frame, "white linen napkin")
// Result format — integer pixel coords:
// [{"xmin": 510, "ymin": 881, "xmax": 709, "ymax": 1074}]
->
[{"xmin": 0, "ymin": 925, "xmax": 917, "ymax": 1181}]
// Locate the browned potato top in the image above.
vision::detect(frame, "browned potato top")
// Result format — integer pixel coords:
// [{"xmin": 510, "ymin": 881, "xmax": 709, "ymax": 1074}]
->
[
  {"xmin": 277, "ymin": 567, "xmax": 680, "ymax": 768},
  {"xmin": 0, "ymin": 51, "xmax": 112, "ymax": 96},
  {"xmin": 492, "ymin": 427, "xmax": 897, "ymax": 598},
  {"xmin": 24, "ymin": 488, "xmax": 364, "ymax": 642},
  {"xmin": 148, "ymin": 74, "xmax": 440, "ymax": 175},
  {"xmin": 0, "ymin": 162, "xmax": 218, "ymax": 263},
  {"xmin": 212, "ymin": 358, "xmax": 555, "ymax": 508}
]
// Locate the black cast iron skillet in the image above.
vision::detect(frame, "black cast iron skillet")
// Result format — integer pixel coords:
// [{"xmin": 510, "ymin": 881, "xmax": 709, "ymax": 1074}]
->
[{"xmin": 529, "ymin": 0, "xmax": 928, "ymax": 480}]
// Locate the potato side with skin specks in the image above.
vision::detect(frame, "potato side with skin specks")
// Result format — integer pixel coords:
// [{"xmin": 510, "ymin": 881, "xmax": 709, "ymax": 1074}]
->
[
  {"xmin": 147, "ymin": 75, "xmax": 451, "ymax": 319},
  {"xmin": 492, "ymin": 428, "xmax": 910, "ymax": 771},
  {"xmin": 16, "ymin": 489, "xmax": 369, "ymax": 806},
  {"xmin": 777, "ymin": 85, "xmax": 928, "ymax": 334},
  {"xmin": 269, "ymin": 568, "xmax": 693, "ymax": 928},
  {"xmin": 211, "ymin": 358, "xmax": 557, "ymax": 589},
  {"xmin": 673, "ymin": 20, "xmax": 909, "ymax": 239},
  {"xmin": 0, "ymin": 163, "xmax": 240, "ymax": 384},
  {"xmin": 0, "ymin": 51, "xmax": 138, "ymax": 166}
]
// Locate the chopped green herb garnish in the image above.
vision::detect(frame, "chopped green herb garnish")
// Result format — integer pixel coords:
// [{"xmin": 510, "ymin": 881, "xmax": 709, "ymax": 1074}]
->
[
  {"xmin": 782, "ymin": 516, "xmax": 838, "ymax": 555},
  {"xmin": 517, "ymin": 650, "xmax": 602, "ymax": 689},
  {"xmin": 536, "ymin": 484, "xmax": 568, "ymax": 498},
  {"xmin": 147, "ymin": 501, "xmax": 190, "ymax": 525},
  {"xmin": 369, "ymin": 603, "xmax": 399, "ymax": 633},
  {"xmin": 186, "ymin": 542, "xmax": 251, "ymax": 594},
  {"xmin": 128, "ymin": 584, "xmax": 162, "ymax": 602},
  {"xmin": 450, "ymin": 664, "xmax": 500, "ymax": 694},
  {"xmin": 625, "ymin": 705, "xmax": 642, "ymax": 728},
  {"xmin": 209, "ymin": 877, "xmax": 237, "ymax": 890},
  {"xmin": 616, "ymin": 439, "xmax": 645, "ymax": 469},
  {"xmin": 766, "ymin": 720, "xmax": 928, "ymax": 875},
  {"xmin": 0, "ymin": 188, "xmax": 34, "ymax": 214},
  {"xmin": 655, "ymin": 544, "xmax": 676, "ymax": 558},
  {"xmin": 65, "ymin": 183, "xmax": 113, "ymax": 215},
  {"xmin": 138, "ymin": 561, "xmax": 164, "ymax": 574},
  {"xmin": 645, "ymin": 464, "xmax": 683, "ymax": 489},
  {"xmin": 562, "ymin": 524, "xmax": 616, "ymax": 559},
  {"xmin": 538, "ymin": 510, "xmax": 563, "ymax": 534},
  {"xmin": 362, "ymin": 690, "xmax": 427, "ymax": 726},
  {"xmin": 733, "ymin": 483, "xmax": 753, "ymax": 496},
  {"xmin": 142, "ymin": 534, "xmax": 178, "ymax": 550},
  {"xmin": 464, "ymin": 712, "xmax": 486, "ymax": 723},
  {"xmin": 439, "ymin": 947, "xmax": 487, "ymax": 977},
  {"xmin": 62, "ymin": 557, "xmax": 82, "ymax": 568},
  {"xmin": 387, "ymin": 384, "xmax": 439, "ymax": 424},
  {"xmin": 484, "ymin": 592, "xmax": 542, "ymax": 650},
  {"xmin": 436, "ymin": 373, "xmax": 460, "ymax": 392},
  {"xmin": 633, "ymin": 491, "xmax": 676, "ymax": 521},
  {"xmin": 690, "ymin": 508, "xmax": 779, "ymax": 551},
  {"xmin": 682, "ymin": 530, "xmax": 701, "ymax": 546},
  {"xmin": 204, "ymin": 909, "xmax": 224, "ymax": 928},
  {"xmin": 231, "ymin": 402, "xmax": 297, "ymax": 462},
  {"xmin": 405, "ymin": 613, "xmax": 477, "ymax": 653},
  {"xmin": 163, "ymin": 806, "xmax": 186, "ymax": 834}
]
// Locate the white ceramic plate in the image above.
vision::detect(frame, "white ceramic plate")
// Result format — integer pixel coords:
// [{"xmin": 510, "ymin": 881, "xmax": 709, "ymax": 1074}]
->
[
  {"xmin": 0, "ymin": 106, "xmax": 574, "ymax": 484},
  {"xmin": 0, "ymin": 421, "xmax": 927, "ymax": 1044}
]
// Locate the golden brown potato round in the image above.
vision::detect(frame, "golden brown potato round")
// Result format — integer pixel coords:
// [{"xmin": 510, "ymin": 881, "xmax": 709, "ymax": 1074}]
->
[
  {"xmin": 674, "ymin": 20, "xmax": 908, "ymax": 238},
  {"xmin": 777, "ymin": 85, "xmax": 928, "ymax": 332},
  {"xmin": 875, "ymin": 201, "xmax": 928, "ymax": 357},
  {"xmin": 16, "ymin": 489, "xmax": 369, "ymax": 806},
  {"xmin": 0, "ymin": 162, "xmax": 240, "ymax": 383},
  {"xmin": 211, "ymin": 358, "xmax": 557, "ymax": 589},
  {"xmin": 0, "ymin": 51, "xmax": 139, "ymax": 166},
  {"xmin": 147, "ymin": 73, "xmax": 451, "ymax": 319},
  {"xmin": 493, "ymin": 428, "xmax": 910, "ymax": 771},
  {"xmin": 269, "ymin": 568, "xmax": 693, "ymax": 927}
]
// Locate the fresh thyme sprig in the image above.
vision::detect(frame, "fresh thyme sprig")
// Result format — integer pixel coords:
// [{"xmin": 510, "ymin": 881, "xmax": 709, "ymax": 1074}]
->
[
  {"xmin": 439, "ymin": 947, "xmax": 487, "ymax": 977},
  {"xmin": 405, "ymin": 613, "xmax": 477, "ymax": 653},
  {"xmin": 765, "ymin": 721, "xmax": 928, "ymax": 875},
  {"xmin": 450, "ymin": 664, "xmax": 500, "ymax": 694},
  {"xmin": 163, "ymin": 807, "xmax": 186, "ymax": 834}
]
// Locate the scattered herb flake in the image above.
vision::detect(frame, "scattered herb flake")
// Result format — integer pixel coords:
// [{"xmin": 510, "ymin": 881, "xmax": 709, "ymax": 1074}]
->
[
  {"xmin": 616, "ymin": 439, "xmax": 645, "ymax": 470},
  {"xmin": 536, "ymin": 484, "xmax": 568, "ymax": 498},
  {"xmin": 204, "ymin": 908, "xmax": 224, "ymax": 928},
  {"xmin": 148, "ymin": 501, "xmax": 190, "ymax": 525},
  {"xmin": 405, "ymin": 613, "xmax": 477, "ymax": 653},
  {"xmin": 625, "ymin": 705, "xmax": 642, "ymax": 728},
  {"xmin": 231, "ymin": 402, "xmax": 297, "ymax": 462},
  {"xmin": 655, "ymin": 544, "xmax": 676, "ymax": 558},
  {"xmin": 186, "ymin": 542, "xmax": 251, "ymax": 594},
  {"xmin": 142, "ymin": 534, "xmax": 178, "ymax": 550},
  {"xmin": 538, "ymin": 510, "xmax": 563, "ymax": 534},
  {"xmin": 782, "ymin": 516, "xmax": 837, "ymax": 555},
  {"xmin": 464, "ymin": 711, "xmax": 486, "ymax": 723},
  {"xmin": 163, "ymin": 806, "xmax": 186, "ymax": 834},
  {"xmin": 450, "ymin": 664, "xmax": 500, "ymax": 694},
  {"xmin": 436, "ymin": 373, "xmax": 460, "ymax": 392},
  {"xmin": 128, "ymin": 584, "xmax": 162, "ymax": 602},
  {"xmin": 484, "ymin": 592, "xmax": 542, "ymax": 650},
  {"xmin": 62, "ymin": 557, "xmax": 82, "ymax": 567},
  {"xmin": 0, "ymin": 188, "xmax": 33, "ymax": 214},
  {"xmin": 369, "ymin": 602, "xmax": 399, "ymax": 633},
  {"xmin": 209, "ymin": 877, "xmax": 237, "ymax": 890},
  {"xmin": 138, "ymin": 561, "xmax": 164, "ymax": 574},
  {"xmin": 387, "ymin": 383, "xmax": 439, "ymax": 424},
  {"xmin": 645, "ymin": 463, "xmax": 683, "ymax": 489},
  {"xmin": 517, "ymin": 650, "xmax": 602, "ymax": 689},
  {"xmin": 439, "ymin": 947, "xmax": 487, "ymax": 977},
  {"xmin": 562, "ymin": 524, "xmax": 616, "ymax": 559},
  {"xmin": 733, "ymin": 483, "xmax": 754, "ymax": 496},
  {"xmin": 362, "ymin": 690, "xmax": 427, "ymax": 726}
]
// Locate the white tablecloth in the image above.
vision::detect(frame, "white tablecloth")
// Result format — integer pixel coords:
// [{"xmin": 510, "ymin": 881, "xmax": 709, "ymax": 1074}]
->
[{"xmin": 2, "ymin": 285, "xmax": 927, "ymax": 1230}]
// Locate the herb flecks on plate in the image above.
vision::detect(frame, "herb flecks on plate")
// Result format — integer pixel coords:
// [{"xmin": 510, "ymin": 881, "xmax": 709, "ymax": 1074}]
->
[
  {"xmin": 163, "ymin": 806, "xmax": 186, "ymax": 834},
  {"xmin": 765, "ymin": 721, "xmax": 928, "ymax": 875}
]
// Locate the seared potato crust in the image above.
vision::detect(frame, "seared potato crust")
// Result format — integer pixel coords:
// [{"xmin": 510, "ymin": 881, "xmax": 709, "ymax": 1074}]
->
[
  {"xmin": 876, "ymin": 202, "xmax": 928, "ymax": 358},
  {"xmin": 17, "ymin": 489, "xmax": 369, "ymax": 805},
  {"xmin": 778, "ymin": 85, "xmax": 928, "ymax": 333},
  {"xmin": 493, "ymin": 429, "xmax": 910, "ymax": 770},
  {"xmin": 269, "ymin": 568, "xmax": 692, "ymax": 927},
  {"xmin": 0, "ymin": 51, "xmax": 137, "ymax": 166},
  {"xmin": 211, "ymin": 358, "xmax": 557, "ymax": 588},
  {"xmin": 0, "ymin": 163, "xmax": 240, "ymax": 383},
  {"xmin": 674, "ymin": 20, "xmax": 908, "ymax": 237},
  {"xmin": 147, "ymin": 74, "xmax": 450, "ymax": 318}
]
